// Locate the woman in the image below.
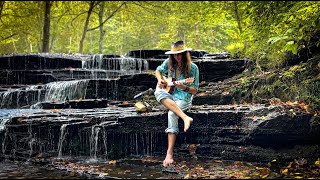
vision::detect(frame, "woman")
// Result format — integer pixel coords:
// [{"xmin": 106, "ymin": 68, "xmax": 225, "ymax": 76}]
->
[{"xmin": 154, "ymin": 40, "xmax": 199, "ymax": 167}]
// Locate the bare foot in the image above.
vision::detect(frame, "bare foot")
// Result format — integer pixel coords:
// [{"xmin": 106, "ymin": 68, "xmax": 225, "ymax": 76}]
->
[
  {"xmin": 183, "ymin": 116, "xmax": 193, "ymax": 132},
  {"xmin": 163, "ymin": 154, "xmax": 174, "ymax": 167}
]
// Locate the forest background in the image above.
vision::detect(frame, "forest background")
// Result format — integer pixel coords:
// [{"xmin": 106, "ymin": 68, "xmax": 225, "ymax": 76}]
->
[{"xmin": 0, "ymin": 1, "xmax": 319, "ymax": 111}]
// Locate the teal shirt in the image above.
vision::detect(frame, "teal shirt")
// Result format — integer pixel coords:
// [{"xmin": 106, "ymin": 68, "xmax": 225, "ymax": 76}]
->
[{"xmin": 156, "ymin": 58, "xmax": 199, "ymax": 103}]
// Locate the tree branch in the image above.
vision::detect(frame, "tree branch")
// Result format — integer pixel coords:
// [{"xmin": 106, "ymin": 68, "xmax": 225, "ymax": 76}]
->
[
  {"xmin": 87, "ymin": 2, "xmax": 126, "ymax": 31},
  {"xmin": 1, "ymin": 33, "xmax": 17, "ymax": 41},
  {"xmin": 71, "ymin": 1, "xmax": 101, "ymax": 28},
  {"xmin": 130, "ymin": 1, "xmax": 156, "ymax": 14}
]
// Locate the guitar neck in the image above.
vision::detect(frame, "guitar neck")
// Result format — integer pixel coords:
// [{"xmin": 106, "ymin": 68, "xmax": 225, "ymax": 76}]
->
[{"xmin": 167, "ymin": 79, "xmax": 186, "ymax": 87}]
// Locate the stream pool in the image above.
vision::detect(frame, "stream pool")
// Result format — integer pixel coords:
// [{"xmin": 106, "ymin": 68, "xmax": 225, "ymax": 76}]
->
[{"xmin": 1, "ymin": 156, "xmax": 319, "ymax": 179}]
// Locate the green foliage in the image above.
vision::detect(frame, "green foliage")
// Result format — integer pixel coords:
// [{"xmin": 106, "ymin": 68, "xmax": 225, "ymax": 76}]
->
[{"xmin": 0, "ymin": 1, "xmax": 319, "ymax": 68}]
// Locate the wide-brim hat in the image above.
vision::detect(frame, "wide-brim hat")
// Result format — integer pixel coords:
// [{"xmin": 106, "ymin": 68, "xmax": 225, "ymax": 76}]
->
[{"xmin": 165, "ymin": 40, "xmax": 192, "ymax": 54}]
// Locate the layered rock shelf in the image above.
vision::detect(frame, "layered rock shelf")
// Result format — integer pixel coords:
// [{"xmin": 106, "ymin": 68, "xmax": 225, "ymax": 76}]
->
[
  {"xmin": 0, "ymin": 104, "xmax": 317, "ymax": 163},
  {"xmin": 0, "ymin": 53, "xmax": 318, "ymax": 166}
]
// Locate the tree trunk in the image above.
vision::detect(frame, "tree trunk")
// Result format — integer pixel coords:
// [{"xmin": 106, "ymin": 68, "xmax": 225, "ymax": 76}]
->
[
  {"xmin": 79, "ymin": 1, "xmax": 96, "ymax": 53},
  {"xmin": 195, "ymin": 22, "xmax": 200, "ymax": 49},
  {"xmin": 98, "ymin": 2, "xmax": 105, "ymax": 54},
  {"xmin": 0, "ymin": 1, "xmax": 5, "ymax": 18},
  {"xmin": 42, "ymin": 1, "xmax": 51, "ymax": 52},
  {"xmin": 233, "ymin": 1, "xmax": 243, "ymax": 34}
]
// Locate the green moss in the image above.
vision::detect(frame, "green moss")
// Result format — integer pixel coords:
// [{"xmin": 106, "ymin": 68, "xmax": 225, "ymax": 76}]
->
[{"xmin": 230, "ymin": 60, "xmax": 320, "ymax": 112}]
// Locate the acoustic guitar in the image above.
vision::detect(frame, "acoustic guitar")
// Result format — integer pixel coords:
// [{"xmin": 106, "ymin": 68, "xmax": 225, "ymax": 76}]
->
[{"xmin": 156, "ymin": 75, "xmax": 194, "ymax": 94}]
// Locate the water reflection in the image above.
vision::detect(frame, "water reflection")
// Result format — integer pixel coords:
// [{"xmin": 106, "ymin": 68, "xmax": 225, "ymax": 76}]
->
[{"xmin": 0, "ymin": 160, "xmax": 86, "ymax": 179}]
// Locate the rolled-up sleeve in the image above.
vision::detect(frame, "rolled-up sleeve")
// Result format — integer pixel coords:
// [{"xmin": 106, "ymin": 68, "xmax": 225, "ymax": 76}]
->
[
  {"xmin": 191, "ymin": 63, "xmax": 199, "ymax": 91},
  {"xmin": 156, "ymin": 59, "xmax": 169, "ymax": 75}
]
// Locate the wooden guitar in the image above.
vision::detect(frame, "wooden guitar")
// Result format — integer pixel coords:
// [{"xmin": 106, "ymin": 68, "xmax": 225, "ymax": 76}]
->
[{"xmin": 157, "ymin": 75, "xmax": 194, "ymax": 94}]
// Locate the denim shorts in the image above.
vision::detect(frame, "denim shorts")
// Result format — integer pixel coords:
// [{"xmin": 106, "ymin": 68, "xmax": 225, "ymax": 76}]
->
[{"xmin": 154, "ymin": 89, "xmax": 191, "ymax": 134}]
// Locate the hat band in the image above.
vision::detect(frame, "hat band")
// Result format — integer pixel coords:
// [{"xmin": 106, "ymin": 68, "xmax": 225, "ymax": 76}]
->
[{"xmin": 171, "ymin": 46, "xmax": 186, "ymax": 52}]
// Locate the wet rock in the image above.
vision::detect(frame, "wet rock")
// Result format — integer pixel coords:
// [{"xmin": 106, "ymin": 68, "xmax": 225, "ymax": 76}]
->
[
  {"xmin": 35, "ymin": 99, "xmax": 109, "ymax": 109},
  {"xmin": 1, "ymin": 104, "xmax": 318, "ymax": 164}
]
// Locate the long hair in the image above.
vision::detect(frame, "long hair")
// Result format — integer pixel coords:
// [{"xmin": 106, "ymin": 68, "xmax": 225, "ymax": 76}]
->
[{"xmin": 168, "ymin": 51, "xmax": 192, "ymax": 78}]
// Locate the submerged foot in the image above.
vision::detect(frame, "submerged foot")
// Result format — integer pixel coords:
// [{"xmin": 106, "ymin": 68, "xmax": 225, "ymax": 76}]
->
[
  {"xmin": 183, "ymin": 116, "xmax": 193, "ymax": 132},
  {"xmin": 163, "ymin": 155, "xmax": 174, "ymax": 167}
]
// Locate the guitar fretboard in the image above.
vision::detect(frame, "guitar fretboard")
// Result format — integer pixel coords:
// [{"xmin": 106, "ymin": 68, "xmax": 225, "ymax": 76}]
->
[{"xmin": 167, "ymin": 80, "xmax": 186, "ymax": 87}]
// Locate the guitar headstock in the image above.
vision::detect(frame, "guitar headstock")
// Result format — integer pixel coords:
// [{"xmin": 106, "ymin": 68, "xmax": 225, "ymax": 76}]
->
[{"xmin": 185, "ymin": 77, "xmax": 194, "ymax": 84}]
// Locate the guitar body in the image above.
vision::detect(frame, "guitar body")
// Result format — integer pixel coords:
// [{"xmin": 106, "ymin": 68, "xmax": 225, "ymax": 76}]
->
[
  {"xmin": 165, "ymin": 77, "xmax": 176, "ymax": 94},
  {"xmin": 156, "ymin": 75, "xmax": 194, "ymax": 94}
]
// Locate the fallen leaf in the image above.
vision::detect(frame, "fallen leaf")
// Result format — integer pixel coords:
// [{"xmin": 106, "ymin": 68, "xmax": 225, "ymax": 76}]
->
[
  {"xmin": 198, "ymin": 92, "xmax": 207, "ymax": 96},
  {"xmin": 184, "ymin": 173, "xmax": 190, "ymax": 179},
  {"xmin": 315, "ymin": 158, "xmax": 320, "ymax": 168},
  {"xmin": 17, "ymin": 117, "xmax": 25, "ymax": 123},
  {"xmin": 51, "ymin": 109, "xmax": 60, "ymax": 113},
  {"xmin": 98, "ymin": 173, "xmax": 109, "ymax": 177},
  {"xmin": 252, "ymin": 115, "xmax": 257, "ymax": 121},
  {"xmin": 108, "ymin": 160, "xmax": 116, "ymax": 165},
  {"xmin": 222, "ymin": 91, "xmax": 230, "ymax": 95},
  {"xmin": 281, "ymin": 168, "xmax": 289, "ymax": 174}
]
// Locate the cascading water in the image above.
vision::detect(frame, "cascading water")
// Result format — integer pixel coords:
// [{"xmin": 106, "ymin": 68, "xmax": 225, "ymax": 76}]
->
[
  {"xmin": 44, "ymin": 80, "xmax": 89, "ymax": 102},
  {"xmin": 0, "ymin": 118, "xmax": 10, "ymax": 132},
  {"xmin": 0, "ymin": 53, "xmax": 164, "ymax": 178},
  {"xmin": 57, "ymin": 124, "xmax": 68, "ymax": 159},
  {"xmin": 0, "ymin": 53, "xmax": 150, "ymax": 109},
  {"xmin": 0, "ymin": 85, "xmax": 43, "ymax": 108},
  {"xmin": 90, "ymin": 125, "xmax": 101, "ymax": 161}
]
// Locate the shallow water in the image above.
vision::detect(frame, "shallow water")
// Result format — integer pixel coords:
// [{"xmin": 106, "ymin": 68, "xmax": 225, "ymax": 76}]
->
[
  {"xmin": 1, "ymin": 155, "xmax": 320, "ymax": 179},
  {"xmin": 0, "ymin": 156, "xmax": 263, "ymax": 179},
  {"xmin": 0, "ymin": 160, "xmax": 86, "ymax": 179},
  {"xmin": 0, "ymin": 156, "xmax": 271, "ymax": 179}
]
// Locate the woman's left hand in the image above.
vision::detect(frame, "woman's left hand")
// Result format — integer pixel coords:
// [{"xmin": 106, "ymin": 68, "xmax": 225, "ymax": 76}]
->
[{"xmin": 174, "ymin": 82, "xmax": 185, "ymax": 90}]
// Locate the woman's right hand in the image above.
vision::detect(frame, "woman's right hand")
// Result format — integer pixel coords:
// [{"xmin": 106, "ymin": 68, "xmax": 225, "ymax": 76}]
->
[{"xmin": 157, "ymin": 79, "xmax": 166, "ymax": 89}]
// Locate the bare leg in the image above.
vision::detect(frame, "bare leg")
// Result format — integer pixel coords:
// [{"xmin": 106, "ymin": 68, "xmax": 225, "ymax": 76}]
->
[
  {"xmin": 160, "ymin": 98, "xmax": 193, "ymax": 132},
  {"xmin": 163, "ymin": 132, "xmax": 176, "ymax": 167}
]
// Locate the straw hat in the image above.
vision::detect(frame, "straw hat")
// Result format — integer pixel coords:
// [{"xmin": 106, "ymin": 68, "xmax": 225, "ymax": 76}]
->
[{"xmin": 165, "ymin": 40, "xmax": 192, "ymax": 55}]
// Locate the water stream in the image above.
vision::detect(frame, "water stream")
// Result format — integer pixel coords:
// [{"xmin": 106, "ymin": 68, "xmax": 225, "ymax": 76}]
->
[{"xmin": 0, "ymin": 54, "xmax": 319, "ymax": 179}]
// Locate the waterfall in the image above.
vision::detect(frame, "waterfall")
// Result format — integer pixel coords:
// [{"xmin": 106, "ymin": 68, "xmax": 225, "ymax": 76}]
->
[
  {"xmin": 44, "ymin": 80, "xmax": 89, "ymax": 102},
  {"xmin": 0, "ymin": 91, "xmax": 13, "ymax": 108},
  {"xmin": 90, "ymin": 125, "xmax": 101, "ymax": 161},
  {"xmin": 0, "ymin": 118, "xmax": 10, "ymax": 132},
  {"xmin": 57, "ymin": 124, "xmax": 68, "ymax": 159},
  {"xmin": 119, "ymin": 58, "xmax": 148, "ymax": 74},
  {"xmin": 83, "ymin": 55, "xmax": 148, "ymax": 74},
  {"xmin": 0, "ymin": 85, "xmax": 43, "ymax": 108},
  {"xmin": 88, "ymin": 121, "xmax": 118, "ymax": 161},
  {"xmin": 103, "ymin": 128, "xmax": 108, "ymax": 160},
  {"xmin": 2, "ymin": 127, "xmax": 8, "ymax": 154},
  {"xmin": 57, "ymin": 121, "xmax": 91, "ymax": 159}
]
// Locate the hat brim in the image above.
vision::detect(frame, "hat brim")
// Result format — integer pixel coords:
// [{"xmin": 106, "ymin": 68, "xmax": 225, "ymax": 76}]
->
[{"xmin": 165, "ymin": 48, "xmax": 192, "ymax": 55}]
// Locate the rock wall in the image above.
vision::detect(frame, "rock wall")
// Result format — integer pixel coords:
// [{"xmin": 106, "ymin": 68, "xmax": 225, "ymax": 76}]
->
[{"xmin": 1, "ymin": 104, "xmax": 318, "ymax": 163}]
